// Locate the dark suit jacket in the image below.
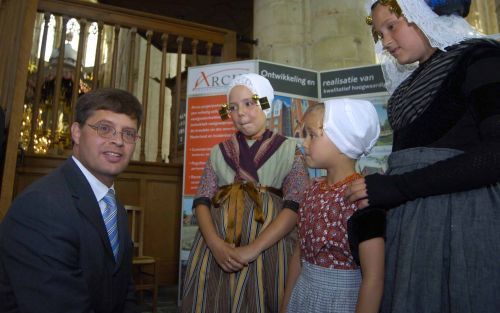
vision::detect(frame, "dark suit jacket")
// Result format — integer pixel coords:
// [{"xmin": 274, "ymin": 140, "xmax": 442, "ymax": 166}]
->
[{"xmin": 0, "ymin": 158, "xmax": 137, "ymax": 313}]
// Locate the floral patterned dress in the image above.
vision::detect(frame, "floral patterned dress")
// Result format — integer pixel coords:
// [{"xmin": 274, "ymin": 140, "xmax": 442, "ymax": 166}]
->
[{"xmin": 287, "ymin": 174, "xmax": 364, "ymax": 313}]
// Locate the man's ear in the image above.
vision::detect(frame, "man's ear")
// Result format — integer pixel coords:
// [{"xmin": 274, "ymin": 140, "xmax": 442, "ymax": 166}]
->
[{"xmin": 71, "ymin": 122, "xmax": 81, "ymax": 145}]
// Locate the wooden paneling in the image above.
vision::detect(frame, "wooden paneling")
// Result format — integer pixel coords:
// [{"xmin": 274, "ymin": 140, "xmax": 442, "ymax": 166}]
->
[
  {"xmin": 114, "ymin": 177, "xmax": 141, "ymax": 205},
  {"xmin": 0, "ymin": 0, "xmax": 39, "ymax": 219},
  {"xmin": 13, "ymin": 155, "xmax": 183, "ymax": 285},
  {"xmin": 143, "ymin": 180, "xmax": 181, "ymax": 284},
  {"xmin": 38, "ymin": 0, "xmax": 229, "ymax": 46},
  {"xmin": 1, "ymin": 0, "xmax": 237, "ymax": 218}
]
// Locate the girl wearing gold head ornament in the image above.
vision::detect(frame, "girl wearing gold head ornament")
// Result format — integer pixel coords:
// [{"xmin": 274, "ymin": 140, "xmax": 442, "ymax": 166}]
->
[{"xmin": 181, "ymin": 73, "xmax": 309, "ymax": 313}]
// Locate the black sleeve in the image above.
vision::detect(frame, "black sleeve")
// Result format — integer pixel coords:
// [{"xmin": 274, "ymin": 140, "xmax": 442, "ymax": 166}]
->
[
  {"xmin": 366, "ymin": 140, "xmax": 500, "ymax": 208},
  {"xmin": 283, "ymin": 199, "xmax": 299, "ymax": 213},
  {"xmin": 366, "ymin": 133, "xmax": 500, "ymax": 209},
  {"xmin": 365, "ymin": 54, "xmax": 500, "ymax": 209},
  {"xmin": 193, "ymin": 197, "xmax": 212, "ymax": 209},
  {"xmin": 347, "ymin": 208, "xmax": 386, "ymax": 266}
]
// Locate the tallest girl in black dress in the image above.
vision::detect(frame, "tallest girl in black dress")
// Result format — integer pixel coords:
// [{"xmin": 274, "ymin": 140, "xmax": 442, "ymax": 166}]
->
[{"xmin": 346, "ymin": 0, "xmax": 500, "ymax": 312}]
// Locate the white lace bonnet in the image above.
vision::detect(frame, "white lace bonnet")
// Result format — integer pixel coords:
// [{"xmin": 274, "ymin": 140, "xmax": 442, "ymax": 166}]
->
[{"xmin": 365, "ymin": 0, "xmax": 483, "ymax": 94}]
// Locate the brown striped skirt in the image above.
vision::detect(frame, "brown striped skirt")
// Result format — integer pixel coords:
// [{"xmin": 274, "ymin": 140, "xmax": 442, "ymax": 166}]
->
[{"xmin": 181, "ymin": 184, "xmax": 296, "ymax": 313}]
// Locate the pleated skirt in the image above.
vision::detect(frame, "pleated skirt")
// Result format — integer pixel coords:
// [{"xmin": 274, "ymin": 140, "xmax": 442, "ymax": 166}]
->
[{"xmin": 287, "ymin": 261, "xmax": 361, "ymax": 313}]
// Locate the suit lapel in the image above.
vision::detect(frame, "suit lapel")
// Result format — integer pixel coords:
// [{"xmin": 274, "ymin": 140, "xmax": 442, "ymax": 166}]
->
[{"xmin": 62, "ymin": 158, "xmax": 116, "ymax": 262}]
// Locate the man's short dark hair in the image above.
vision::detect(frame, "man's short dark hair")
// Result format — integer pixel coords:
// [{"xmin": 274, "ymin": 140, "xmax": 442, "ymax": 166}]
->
[{"xmin": 74, "ymin": 88, "xmax": 143, "ymax": 128}]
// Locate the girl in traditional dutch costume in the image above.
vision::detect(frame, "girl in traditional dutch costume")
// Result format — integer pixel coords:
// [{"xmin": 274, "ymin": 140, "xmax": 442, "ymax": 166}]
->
[
  {"xmin": 282, "ymin": 99, "xmax": 385, "ymax": 313},
  {"xmin": 346, "ymin": 1, "xmax": 500, "ymax": 312},
  {"xmin": 182, "ymin": 73, "xmax": 309, "ymax": 313}
]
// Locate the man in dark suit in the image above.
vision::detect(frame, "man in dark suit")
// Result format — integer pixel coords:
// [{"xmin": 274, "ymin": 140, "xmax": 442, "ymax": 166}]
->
[{"xmin": 0, "ymin": 88, "xmax": 142, "ymax": 313}]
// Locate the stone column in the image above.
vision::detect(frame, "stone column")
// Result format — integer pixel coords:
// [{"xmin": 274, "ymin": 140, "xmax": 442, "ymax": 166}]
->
[
  {"xmin": 253, "ymin": 0, "xmax": 308, "ymax": 67},
  {"xmin": 308, "ymin": 1, "xmax": 375, "ymax": 69},
  {"xmin": 497, "ymin": 0, "xmax": 500, "ymax": 34},
  {"xmin": 253, "ymin": 0, "xmax": 376, "ymax": 71}
]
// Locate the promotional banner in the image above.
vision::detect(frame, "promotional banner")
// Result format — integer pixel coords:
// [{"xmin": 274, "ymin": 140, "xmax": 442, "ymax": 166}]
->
[
  {"xmin": 178, "ymin": 60, "xmax": 391, "ymax": 303},
  {"xmin": 320, "ymin": 64, "xmax": 386, "ymax": 98},
  {"xmin": 258, "ymin": 61, "xmax": 318, "ymax": 99}
]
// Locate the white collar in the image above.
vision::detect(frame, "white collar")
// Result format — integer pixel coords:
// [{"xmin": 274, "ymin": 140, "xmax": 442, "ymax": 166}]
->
[{"xmin": 72, "ymin": 156, "xmax": 114, "ymax": 202}]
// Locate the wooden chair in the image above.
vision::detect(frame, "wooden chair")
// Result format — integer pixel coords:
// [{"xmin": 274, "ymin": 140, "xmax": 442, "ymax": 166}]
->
[{"xmin": 125, "ymin": 205, "xmax": 158, "ymax": 313}]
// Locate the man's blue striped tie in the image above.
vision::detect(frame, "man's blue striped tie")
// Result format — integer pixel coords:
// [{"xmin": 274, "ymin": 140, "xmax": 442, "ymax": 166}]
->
[{"xmin": 102, "ymin": 190, "xmax": 119, "ymax": 261}]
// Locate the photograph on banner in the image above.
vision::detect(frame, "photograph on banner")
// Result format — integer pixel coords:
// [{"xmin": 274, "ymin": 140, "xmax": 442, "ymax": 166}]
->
[
  {"xmin": 267, "ymin": 95, "xmax": 317, "ymax": 138},
  {"xmin": 180, "ymin": 196, "xmax": 194, "ymax": 295},
  {"xmin": 355, "ymin": 94, "xmax": 392, "ymax": 175},
  {"xmin": 181, "ymin": 197, "xmax": 196, "ymax": 251}
]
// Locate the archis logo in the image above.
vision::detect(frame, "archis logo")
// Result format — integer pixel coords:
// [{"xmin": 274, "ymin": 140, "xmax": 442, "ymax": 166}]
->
[{"xmin": 192, "ymin": 68, "xmax": 251, "ymax": 91}]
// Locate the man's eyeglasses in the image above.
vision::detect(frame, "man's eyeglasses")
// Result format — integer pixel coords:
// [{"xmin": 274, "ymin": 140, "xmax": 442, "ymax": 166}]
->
[{"xmin": 87, "ymin": 123, "xmax": 140, "ymax": 144}]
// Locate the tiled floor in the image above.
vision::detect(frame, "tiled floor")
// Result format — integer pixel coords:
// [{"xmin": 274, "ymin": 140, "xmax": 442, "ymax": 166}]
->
[{"xmin": 138, "ymin": 285, "xmax": 180, "ymax": 313}]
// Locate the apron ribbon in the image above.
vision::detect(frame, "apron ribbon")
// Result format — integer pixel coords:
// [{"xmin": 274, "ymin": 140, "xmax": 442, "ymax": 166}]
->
[{"xmin": 212, "ymin": 181, "xmax": 282, "ymax": 246}]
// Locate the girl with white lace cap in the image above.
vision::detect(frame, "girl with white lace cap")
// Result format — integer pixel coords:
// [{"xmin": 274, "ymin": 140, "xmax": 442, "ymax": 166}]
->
[
  {"xmin": 282, "ymin": 99, "xmax": 384, "ymax": 313},
  {"xmin": 345, "ymin": 0, "xmax": 500, "ymax": 312}
]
